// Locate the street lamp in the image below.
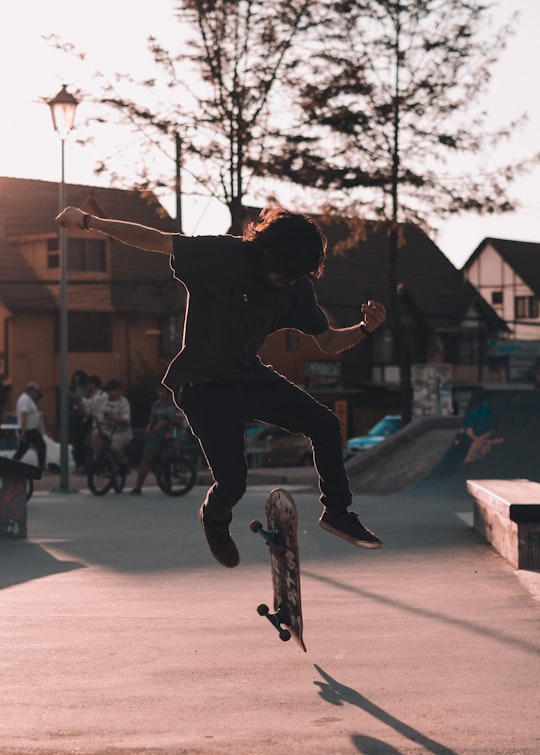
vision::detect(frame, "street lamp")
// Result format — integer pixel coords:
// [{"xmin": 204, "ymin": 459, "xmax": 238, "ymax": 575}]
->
[
  {"xmin": 47, "ymin": 85, "xmax": 79, "ymax": 492},
  {"xmin": 175, "ymin": 130, "xmax": 183, "ymax": 233}
]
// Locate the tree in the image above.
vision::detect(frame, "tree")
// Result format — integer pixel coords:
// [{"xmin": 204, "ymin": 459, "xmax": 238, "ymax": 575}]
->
[
  {"xmin": 172, "ymin": 0, "xmax": 325, "ymax": 232},
  {"xmin": 50, "ymin": 1, "xmax": 319, "ymax": 234},
  {"xmin": 257, "ymin": 0, "xmax": 538, "ymax": 422},
  {"xmin": 261, "ymin": 0, "xmax": 533, "ymax": 223}
]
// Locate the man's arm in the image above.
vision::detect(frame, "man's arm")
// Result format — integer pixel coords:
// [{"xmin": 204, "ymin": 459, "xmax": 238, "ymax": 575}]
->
[
  {"xmin": 55, "ymin": 206, "xmax": 174, "ymax": 255},
  {"xmin": 314, "ymin": 300, "xmax": 387, "ymax": 355}
]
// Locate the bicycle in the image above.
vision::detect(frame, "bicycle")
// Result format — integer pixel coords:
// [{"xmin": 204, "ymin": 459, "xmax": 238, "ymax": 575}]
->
[
  {"xmin": 88, "ymin": 420, "xmax": 127, "ymax": 496},
  {"xmin": 150, "ymin": 433, "xmax": 196, "ymax": 497}
]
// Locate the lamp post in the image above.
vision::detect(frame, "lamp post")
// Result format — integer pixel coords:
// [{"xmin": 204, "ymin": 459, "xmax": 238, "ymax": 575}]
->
[
  {"xmin": 175, "ymin": 130, "xmax": 183, "ymax": 233},
  {"xmin": 47, "ymin": 85, "xmax": 79, "ymax": 492}
]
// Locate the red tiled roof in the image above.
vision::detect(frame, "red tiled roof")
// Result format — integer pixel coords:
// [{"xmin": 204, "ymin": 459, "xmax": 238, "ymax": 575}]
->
[
  {"xmin": 0, "ymin": 236, "xmax": 57, "ymax": 311},
  {"xmin": 0, "ymin": 176, "xmax": 178, "ymax": 236},
  {"xmin": 0, "ymin": 176, "xmax": 183, "ymax": 315}
]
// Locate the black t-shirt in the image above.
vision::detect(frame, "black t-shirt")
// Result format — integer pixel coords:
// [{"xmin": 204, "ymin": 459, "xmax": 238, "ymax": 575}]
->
[{"xmin": 162, "ymin": 234, "xmax": 329, "ymax": 388}]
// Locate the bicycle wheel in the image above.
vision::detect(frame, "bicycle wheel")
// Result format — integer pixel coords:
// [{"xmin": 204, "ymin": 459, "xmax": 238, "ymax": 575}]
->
[
  {"xmin": 157, "ymin": 456, "xmax": 196, "ymax": 497},
  {"xmin": 88, "ymin": 454, "xmax": 115, "ymax": 496}
]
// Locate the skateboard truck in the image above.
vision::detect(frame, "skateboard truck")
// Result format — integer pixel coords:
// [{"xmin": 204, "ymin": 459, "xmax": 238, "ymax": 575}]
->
[
  {"xmin": 249, "ymin": 519, "xmax": 286, "ymax": 555},
  {"xmin": 251, "ymin": 519, "xmax": 291, "ymax": 641},
  {"xmin": 256, "ymin": 602, "xmax": 292, "ymax": 642}
]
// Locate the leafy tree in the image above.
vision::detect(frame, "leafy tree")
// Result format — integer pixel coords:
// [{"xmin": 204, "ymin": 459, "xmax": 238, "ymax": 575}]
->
[
  {"xmin": 50, "ymin": 1, "xmax": 319, "ymax": 234},
  {"xmin": 170, "ymin": 0, "xmax": 323, "ymax": 232},
  {"xmin": 261, "ymin": 0, "xmax": 533, "ymax": 225},
  {"xmin": 257, "ymin": 0, "xmax": 538, "ymax": 422}
]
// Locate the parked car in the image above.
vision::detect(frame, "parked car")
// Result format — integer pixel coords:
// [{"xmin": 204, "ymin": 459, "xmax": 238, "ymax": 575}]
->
[
  {"xmin": 246, "ymin": 423, "xmax": 313, "ymax": 468},
  {"xmin": 0, "ymin": 423, "xmax": 75, "ymax": 471},
  {"xmin": 344, "ymin": 415, "xmax": 402, "ymax": 461}
]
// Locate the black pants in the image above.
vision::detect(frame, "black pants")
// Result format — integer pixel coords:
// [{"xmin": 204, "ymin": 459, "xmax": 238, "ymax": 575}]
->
[
  {"xmin": 179, "ymin": 377, "xmax": 352, "ymax": 522},
  {"xmin": 13, "ymin": 429, "xmax": 46, "ymax": 469},
  {"xmin": 70, "ymin": 414, "xmax": 91, "ymax": 467}
]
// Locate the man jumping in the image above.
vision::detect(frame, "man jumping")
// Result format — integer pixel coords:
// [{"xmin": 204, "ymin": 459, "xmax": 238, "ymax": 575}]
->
[{"xmin": 56, "ymin": 205, "xmax": 387, "ymax": 567}]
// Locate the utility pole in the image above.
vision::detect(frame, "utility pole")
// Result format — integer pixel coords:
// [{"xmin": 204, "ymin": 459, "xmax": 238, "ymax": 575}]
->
[
  {"xmin": 389, "ymin": 4, "xmax": 412, "ymax": 425},
  {"xmin": 175, "ymin": 131, "xmax": 183, "ymax": 233}
]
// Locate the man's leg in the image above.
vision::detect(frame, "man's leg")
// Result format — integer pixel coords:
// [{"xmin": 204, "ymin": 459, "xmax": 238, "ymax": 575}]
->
[
  {"xmin": 243, "ymin": 378, "xmax": 382, "ymax": 549},
  {"xmin": 180, "ymin": 382, "xmax": 248, "ymax": 567},
  {"xmin": 243, "ymin": 378, "xmax": 351, "ymax": 509},
  {"xmin": 131, "ymin": 430, "xmax": 165, "ymax": 493},
  {"xmin": 130, "ymin": 451, "xmax": 154, "ymax": 494},
  {"xmin": 13, "ymin": 436, "xmax": 30, "ymax": 462},
  {"xmin": 110, "ymin": 438, "xmax": 129, "ymax": 470},
  {"xmin": 90, "ymin": 428, "xmax": 102, "ymax": 460},
  {"xmin": 31, "ymin": 430, "xmax": 47, "ymax": 470}
]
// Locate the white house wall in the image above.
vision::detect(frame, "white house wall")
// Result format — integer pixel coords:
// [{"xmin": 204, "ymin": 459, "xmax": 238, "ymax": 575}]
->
[{"xmin": 466, "ymin": 242, "xmax": 540, "ymax": 340}]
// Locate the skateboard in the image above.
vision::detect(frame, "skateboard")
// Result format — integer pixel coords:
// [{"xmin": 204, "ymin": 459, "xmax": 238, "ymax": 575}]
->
[{"xmin": 250, "ymin": 488, "xmax": 306, "ymax": 652}]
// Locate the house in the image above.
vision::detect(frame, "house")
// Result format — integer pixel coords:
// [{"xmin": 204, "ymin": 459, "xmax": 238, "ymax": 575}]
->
[
  {"xmin": 261, "ymin": 218, "xmax": 507, "ymax": 432},
  {"xmin": 462, "ymin": 238, "xmax": 540, "ymax": 384},
  {"xmin": 0, "ymin": 176, "xmax": 184, "ymax": 432},
  {"xmin": 463, "ymin": 238, "xmax": 540, "ymax": 340},
  {"xmin": 0, "ymin": 177, "xmax": 507, "ymax": 439}
]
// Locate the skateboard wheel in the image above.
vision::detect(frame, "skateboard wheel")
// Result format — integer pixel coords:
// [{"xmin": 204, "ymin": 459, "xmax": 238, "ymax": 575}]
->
[
  {"xmin": 250, "ymin": 520, "xmax": 263, "ymax": 533},
  {"xmin": 257, "ymin": 603, "xmax": 269, "ymax": 616},
  {"xmin": 279, "ymin": 629, "xmax": 291, "ymax": 642}
]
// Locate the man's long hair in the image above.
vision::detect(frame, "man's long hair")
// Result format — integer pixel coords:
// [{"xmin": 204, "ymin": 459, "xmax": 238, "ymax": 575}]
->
[{"xmin": 243, "ymin": 206, "xmax": 327, "ymax": 279}]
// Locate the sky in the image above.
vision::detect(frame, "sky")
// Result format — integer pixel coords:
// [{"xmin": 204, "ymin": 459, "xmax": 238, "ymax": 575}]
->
[{"xmin": 1, "ymin": 0, "xmax": 538, "ymax": 269}]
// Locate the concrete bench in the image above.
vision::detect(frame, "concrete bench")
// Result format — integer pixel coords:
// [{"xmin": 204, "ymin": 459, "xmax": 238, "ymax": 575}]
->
[
  {"xmin": 0, "ymin": 456, "xmax": 43, "ymax": 539},
  {"xmin": 466, "ymin": 479, "xmax": 540, "ymax": 570}
]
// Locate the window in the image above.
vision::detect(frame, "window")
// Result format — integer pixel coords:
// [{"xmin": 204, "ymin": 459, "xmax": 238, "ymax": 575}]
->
[
  {"xmin": 46, "ymin": 238, "xmax": 106, "ymax": 272},
  {"xmin": 457, "ymin": 336, "xmax": 479, "ymax": 365},
  {"xmin": 68, "ymin": 239, "xmax": 107, "ymax": 272},
  {"xmin": 514, "ymin": 296, "xmax": 538, "ymax": 319},
  {"xmin": 47, "ymin": 237, "xmax": 59, "ymax": 268},
  {"xmin": 491, "ymin": 291, "xmax": 503, "ymax": 305},
  {"xmin": 54, "ymin": 312, "xmax": 112, "ymax": 352},
  {"xmin": 444, "ymin": 334, "xmax": 479, "ymax": 365}
]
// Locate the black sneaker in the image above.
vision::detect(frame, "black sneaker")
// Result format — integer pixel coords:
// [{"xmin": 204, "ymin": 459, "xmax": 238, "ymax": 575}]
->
[
  {"xmin": 198, "ymin": 505, "xmax": 240, "ymax": 568},
  {"xmin": 319, "ymin": 510, "xmax": 383, "ymax": 549}
]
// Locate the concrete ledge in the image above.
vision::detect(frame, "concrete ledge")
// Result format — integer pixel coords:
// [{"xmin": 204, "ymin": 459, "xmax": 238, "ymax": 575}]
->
[{"xmin": 466, "ymin": 479, "xmax": 540, "ymax": 569}]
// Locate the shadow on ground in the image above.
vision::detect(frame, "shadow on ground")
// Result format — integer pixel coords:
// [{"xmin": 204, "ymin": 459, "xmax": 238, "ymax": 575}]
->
[{"xmin": 0, "ymin": 541, "xmax": 84, "ymax": 590}]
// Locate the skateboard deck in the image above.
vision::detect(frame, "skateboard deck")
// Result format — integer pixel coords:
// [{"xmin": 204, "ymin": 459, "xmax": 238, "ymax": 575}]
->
[{"xmin": 250, "ymin": 488, "xmax": 306, "ymax": 651}]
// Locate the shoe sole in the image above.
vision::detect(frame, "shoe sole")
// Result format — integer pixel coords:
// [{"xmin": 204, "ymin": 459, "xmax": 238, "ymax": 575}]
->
[
  {"xmin": 198, "ymin": 507, "xmax": 240, "ymax": 568},
  {"xmin": 319, "ymin": 519, "xmax": 383, "ymax": 549}
]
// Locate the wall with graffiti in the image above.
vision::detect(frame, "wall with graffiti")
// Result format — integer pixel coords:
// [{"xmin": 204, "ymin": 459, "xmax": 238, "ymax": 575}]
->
[{"xmin": 429, "ymin": 389, "xmax": 540, "ymax": 482}]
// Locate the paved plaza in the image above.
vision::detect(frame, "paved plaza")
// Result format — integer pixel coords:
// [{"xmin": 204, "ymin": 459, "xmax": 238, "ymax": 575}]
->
[{"xmin": 1, "ymin": 475, "xmax": 539, "ymax": 754}]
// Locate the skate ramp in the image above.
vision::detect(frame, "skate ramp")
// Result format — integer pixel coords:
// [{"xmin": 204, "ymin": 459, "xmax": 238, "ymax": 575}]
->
[
  {"xmin": 346, "ymin": 389, "xmax": 540, "ymax": 495},
  {"xmin": 346, "ymin": 416, "xmax": 461, "ymax": 495}
]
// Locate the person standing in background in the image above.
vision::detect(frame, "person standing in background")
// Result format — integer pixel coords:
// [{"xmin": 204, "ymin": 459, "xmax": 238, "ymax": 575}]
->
[{"xmin": 13, "ymin": 382, "xmax": 46, "ymax": 469}]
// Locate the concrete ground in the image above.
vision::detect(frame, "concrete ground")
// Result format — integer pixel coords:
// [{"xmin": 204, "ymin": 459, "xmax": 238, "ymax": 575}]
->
[{"xmin": 1, "ymin": 469, "xmax": 539, "ymax": 754}]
